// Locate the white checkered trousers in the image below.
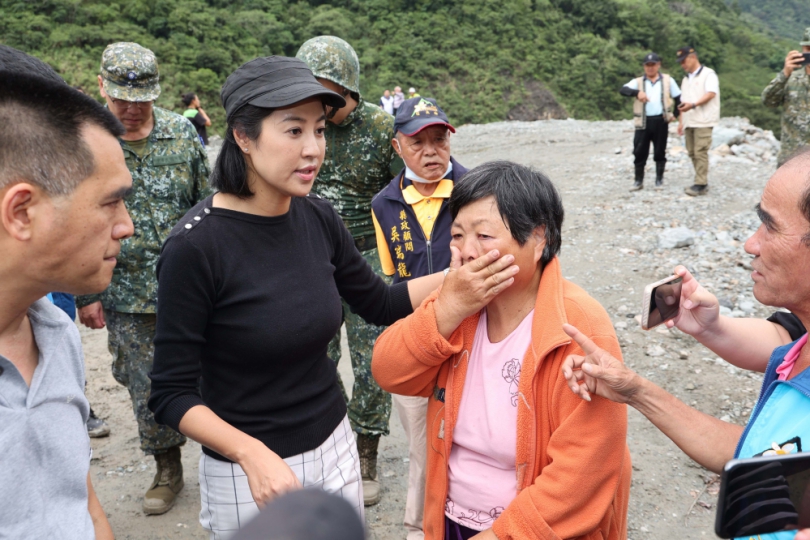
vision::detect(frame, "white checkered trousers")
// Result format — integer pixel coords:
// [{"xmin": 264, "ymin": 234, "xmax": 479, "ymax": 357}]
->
[{"xmin": 198, "ymin": 415, "xmax": 364, "ymax": 539}]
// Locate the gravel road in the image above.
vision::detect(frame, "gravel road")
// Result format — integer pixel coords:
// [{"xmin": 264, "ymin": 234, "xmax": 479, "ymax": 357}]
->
[{"xmin": 84, "ymin": 117, "xmax": 778, "ymax": 539}]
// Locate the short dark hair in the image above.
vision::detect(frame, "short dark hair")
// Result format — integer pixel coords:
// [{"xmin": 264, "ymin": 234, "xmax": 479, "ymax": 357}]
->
[
  {"xmin": 211, "ymin": 104, "xmax": 276, "ymax": 198},
  {"xmin": 448, "ymin": 160, "xmax": 564, "ymax": 265},
  {"xmin": 181, "ymin": 92, "xmax": 196, "ymax": 107},
  {"xmin": 0, "ymin": 72, "xmax": 124, "ymax": 195},
  {"xmin": 0, "ymin": 45, "xmax": 64, "ymax": 84}
]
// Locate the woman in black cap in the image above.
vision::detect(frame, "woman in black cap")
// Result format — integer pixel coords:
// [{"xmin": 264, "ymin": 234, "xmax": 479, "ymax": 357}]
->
[{"xmin": 148, "ymin": 56, "xmax": 517, "ymax": 537}]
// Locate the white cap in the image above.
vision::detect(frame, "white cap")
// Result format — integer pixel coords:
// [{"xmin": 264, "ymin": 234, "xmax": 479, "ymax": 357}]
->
[{"xmin": 409, "ymin": 87, "xmax": 416, "ymax": 93}]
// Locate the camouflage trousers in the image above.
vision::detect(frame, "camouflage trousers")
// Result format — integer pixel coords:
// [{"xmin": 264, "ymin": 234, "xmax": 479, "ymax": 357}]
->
[
  {"xmin": 106, "ymin": 310, "xmax": 186, "ymax": 455},
  {"xmin": 328, "ymin": 248, "xmax": 392, "ymax": 437}
]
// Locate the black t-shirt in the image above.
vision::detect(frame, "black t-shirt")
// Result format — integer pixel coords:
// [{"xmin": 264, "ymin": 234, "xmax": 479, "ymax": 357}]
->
[
  {"xmin": 767, "ymin": 311, "xmax": 807, "ymax": 342},
  {"xmin": 148, "ymin": 195, "xmax": 412, "ymax": 461},
  {"xmin": 185, "ymin": 109, "xmax": 208, "ymax": 145}
]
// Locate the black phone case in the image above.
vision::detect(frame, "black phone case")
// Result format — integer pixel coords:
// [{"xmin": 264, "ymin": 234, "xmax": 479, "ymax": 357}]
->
[{"xmin": 716, "ymin": 453, "xmax": 810, "ymax": 538}]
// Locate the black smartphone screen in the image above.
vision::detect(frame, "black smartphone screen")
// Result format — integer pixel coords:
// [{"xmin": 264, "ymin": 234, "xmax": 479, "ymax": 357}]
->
[
  {"xmin": 717, "ymin": 453, "xmax": 810, "ymax": 538},
  {"xmin": 801, "ymin": 53, "xmax": 810, "ymax": 67},
  {"xmin": 646, "ymin": 277, "xmax": 682, "ymax": 328}
]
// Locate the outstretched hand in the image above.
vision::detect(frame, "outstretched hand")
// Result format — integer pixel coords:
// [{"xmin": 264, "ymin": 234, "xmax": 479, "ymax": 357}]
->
[
  {"xmin": 666, "ymin": 265, "xmax": 720, "ymax": 337},
  {"xmin": 560, "ymin": 324, "xmax": 643, "ymax": 404},
  {"xmin": 433, "ymin": 247, "xmax": 519, "ymax": 338}
]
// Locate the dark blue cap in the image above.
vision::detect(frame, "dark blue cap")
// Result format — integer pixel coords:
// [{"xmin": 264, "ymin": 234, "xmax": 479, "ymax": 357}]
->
[
  {"xmin": 394, "ymin": 97, "xmax": 455, "ymax": 136},
  {"xmin": 643, "ymin": 52, "xmax": 661, "ymax": 64},
  {"xmin": 676, "ymin": 46, "xmax": 696, "ymax": 62}
]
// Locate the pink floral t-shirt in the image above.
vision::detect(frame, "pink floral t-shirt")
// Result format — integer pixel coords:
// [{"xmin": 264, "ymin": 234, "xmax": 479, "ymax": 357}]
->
[{"xmin": 445, "ymin": 308, "xmax": 534, "ymax": 531}]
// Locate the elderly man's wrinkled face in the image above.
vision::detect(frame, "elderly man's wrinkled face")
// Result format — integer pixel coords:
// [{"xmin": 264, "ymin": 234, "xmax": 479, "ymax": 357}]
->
[
  {"xmin": 744, "ymin": 163, "xmax": 810, "ymax": 312},
  {"xmin": 450, "ymin": 195, "xmax": 545, "ymax": 285},
  {"xmin": 393, "ymin": 125, "xmax": 451, "ymax": 182}
]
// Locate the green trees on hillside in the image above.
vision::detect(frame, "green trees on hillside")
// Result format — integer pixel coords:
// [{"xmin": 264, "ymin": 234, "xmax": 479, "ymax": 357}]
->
[{"xmin": 0, "ymin": 0, "xmax": 793, "ymax": 134}]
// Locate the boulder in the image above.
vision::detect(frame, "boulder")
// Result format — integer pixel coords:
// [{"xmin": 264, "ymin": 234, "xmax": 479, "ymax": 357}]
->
[
  {"xmin": 711, "ymin": 126, "xmax": 745, "ymax": 149},
  {"xmin": 658, "ymin": 227, "xmax": 695, "ymax": 249}
]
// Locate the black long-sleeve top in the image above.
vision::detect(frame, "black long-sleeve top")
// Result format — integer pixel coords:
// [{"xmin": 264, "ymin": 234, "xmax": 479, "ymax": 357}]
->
[{"xmin": 148, "ymin": 195, "xmax": 413, "ymax": 461}]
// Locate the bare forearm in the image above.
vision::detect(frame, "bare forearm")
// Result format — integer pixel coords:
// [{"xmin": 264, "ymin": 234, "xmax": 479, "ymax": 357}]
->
[
  {"xmin": 197, "ymin": 107, "xmax": 212, "ymax": 126},
  {"xmin": 629, "ymin": 379, "xmax": 743, "ymax": 473},
  {"xmin": 87, "ymin": 473, "xmax": 114, "ymax": 540},
  {"xmin": 178, "ymin": 405, "xmax": 263, "ymax": 463},
  {"xmin": 405, "ymin": 272, "xmax": 444, "ymax": 310},
  {"xmin": 695, "ymin": 317, "xmax": 790, "ymax": 372}
]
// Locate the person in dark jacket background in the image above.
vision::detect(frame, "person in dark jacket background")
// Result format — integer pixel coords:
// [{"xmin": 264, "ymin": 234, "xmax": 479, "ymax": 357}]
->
[{"xmin": 371, "ymin": 96, "xmax": 467, "ymax": 540}]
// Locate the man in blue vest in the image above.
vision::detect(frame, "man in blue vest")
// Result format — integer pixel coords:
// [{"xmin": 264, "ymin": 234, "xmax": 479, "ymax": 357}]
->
[
  {"xmin": 371, "ymin": 96, "xmax": 467, "ymax": 540},
  {"xmin": 561, "ymin": 149, "xmax": 810, "ymax": 540}
]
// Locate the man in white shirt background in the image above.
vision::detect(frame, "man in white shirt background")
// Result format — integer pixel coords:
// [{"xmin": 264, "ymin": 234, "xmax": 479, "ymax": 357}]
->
[
  {"xmin": 676, "ymin": 46, "xmax": 720, "ymax": 196},
  {"xmin": 380, "ymin": 89, "xmax": 395, "ymax": 115}
]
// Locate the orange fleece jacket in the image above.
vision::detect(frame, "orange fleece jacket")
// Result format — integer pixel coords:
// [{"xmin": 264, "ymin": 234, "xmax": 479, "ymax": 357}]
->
[{"xmin": 372, "ymin": 257, "xmax": 631, "ymax": 540}]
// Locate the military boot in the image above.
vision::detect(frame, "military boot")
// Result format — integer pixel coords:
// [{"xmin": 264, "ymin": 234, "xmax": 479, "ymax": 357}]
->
[
  {"xmin": 143, "ymin": 446, "xmax": 184, "ymax": 515},
  {"xmin": 655, "ymin": 162, "xmax": 665, "ymax": 187},
  {"xmin": 629, "ymin": 164, "xmax": 644, "ymax": 192},
  {"xmin": 357, "ymin": 433, "xmax": 381, "ymax": 506}
]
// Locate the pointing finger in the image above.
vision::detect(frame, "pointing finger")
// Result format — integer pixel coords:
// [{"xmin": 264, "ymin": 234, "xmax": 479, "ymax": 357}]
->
[{"xmin": 562, "ymin": 323, "xmax": 601, "ymax": 356}]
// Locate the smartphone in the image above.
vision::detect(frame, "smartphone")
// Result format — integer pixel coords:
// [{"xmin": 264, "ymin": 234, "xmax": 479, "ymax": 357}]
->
[
  {"xmin": 800, "ymin": 53, "xmax": 810, "ymax": 67},
  {"xmin": 716, "ymin": 452, "xmax": 810, "ymax": 538},
  {"xmin": 640, "ymin": 275, "xmax": 683, "ymax": 330}
]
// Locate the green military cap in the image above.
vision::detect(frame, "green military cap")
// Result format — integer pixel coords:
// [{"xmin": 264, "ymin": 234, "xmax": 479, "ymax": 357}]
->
[
  {"xmin": 100, "ymin": 42, "xmax": 160, "ymax": 102},
  {"xmin": 801, "ymin": 27, "xmax": 810, "ymax": 46},
  {"xmin": 296, "ymin": 36, "xmax": 360, "ymax": 94}
]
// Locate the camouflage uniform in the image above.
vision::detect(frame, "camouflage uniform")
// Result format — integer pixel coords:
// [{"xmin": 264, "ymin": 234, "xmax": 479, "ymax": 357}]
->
[
  {"xmin": 298, "ymin": 38, "xmax": 404, "ymax": 437},
  {"xmin": 762, "ymin": 67, "xmax": 810, "ymax": 166},
  {"xmin": 77, "ymin": 43, "xmax": 211, "ymax": 456}
]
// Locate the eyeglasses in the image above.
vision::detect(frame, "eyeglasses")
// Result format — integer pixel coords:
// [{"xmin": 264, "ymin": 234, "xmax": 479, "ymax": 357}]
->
[{"xmin": 109, "ymin": 98, "xmax": 152, "ymax": 110}]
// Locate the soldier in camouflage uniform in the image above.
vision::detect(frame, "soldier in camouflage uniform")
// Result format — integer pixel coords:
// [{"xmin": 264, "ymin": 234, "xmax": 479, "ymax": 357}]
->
[
  {"xmin": 762, "ymin": 28, "xmax": 810, "ymax": 166},
  {"xmin": 75, "ymin": 42, "xmax": 211, "ymax": 516},
  {"xmin": 297, "ymin": 36, "xmax": 404, "ymax": 506}
]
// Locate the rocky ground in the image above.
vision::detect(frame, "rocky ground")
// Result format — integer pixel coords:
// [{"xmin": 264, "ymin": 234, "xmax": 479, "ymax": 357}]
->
[{"xmin": 85, "ymin": 117, "xmax": 780, "ymax": 539}]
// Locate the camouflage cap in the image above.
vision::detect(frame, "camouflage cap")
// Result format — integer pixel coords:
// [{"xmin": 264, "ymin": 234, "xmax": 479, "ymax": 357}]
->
[
  {"xmin": 801, "ymin": 27, "xmax": 810, "ymax": 46},
  {"xmin": 296, "ymin": 36, "xmax": 360, "ymax": 94},
  {"xmin": 100, "ymin": 42, "xmax": 160, "ymax": 102}
]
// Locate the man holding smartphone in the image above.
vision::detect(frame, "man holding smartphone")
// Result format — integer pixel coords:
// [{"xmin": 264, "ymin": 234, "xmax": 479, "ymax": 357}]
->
[
  {"xmin": 561, "ymin": 149, "xmax": 810, "ymax": 540},
  {"xmin": 762, "ymin": 27, "xmax": 810, "ymax": 166}
]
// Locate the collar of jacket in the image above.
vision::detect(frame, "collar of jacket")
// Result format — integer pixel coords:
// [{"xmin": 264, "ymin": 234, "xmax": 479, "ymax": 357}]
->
[
  {"xmin": 444, "ymin": 256, "xmax": 571, "ymax": 488},
  {"xmin": 452, "ymin": 256, "xmax": 571, "ymax": 384},
  {"xmin": 119, "ymin": 107, "xmax": 177, "ymax": 160},
  {"xmin": 150, "ymin": 107, "xmax": 180, "ymax": 139},
  {"xmin": 337, "ymin": 96, "xmax": 364, "ymax": 128}
]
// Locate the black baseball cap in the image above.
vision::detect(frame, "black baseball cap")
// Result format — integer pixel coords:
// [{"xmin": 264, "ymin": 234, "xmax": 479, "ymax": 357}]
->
[
  {"xmin": 643, "ymin": 52, "xmax": 661, "ymax": 64},
  {"xmin": 221, "ymin": 56, "xmax": 346, "ymax": 120},
  {"xmin": 676, "ymin": 46, "xmax": 696, "ymax": 62},
  {"xmin": 394, "ymin": 97, "xmax": 456, "ymax": 136}
]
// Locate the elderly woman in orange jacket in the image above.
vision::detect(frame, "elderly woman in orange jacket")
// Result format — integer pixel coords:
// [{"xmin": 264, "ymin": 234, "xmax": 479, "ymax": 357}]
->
[{"xmin": 372, "ymin": 161, "xmax": 631, "ymax": 540}]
